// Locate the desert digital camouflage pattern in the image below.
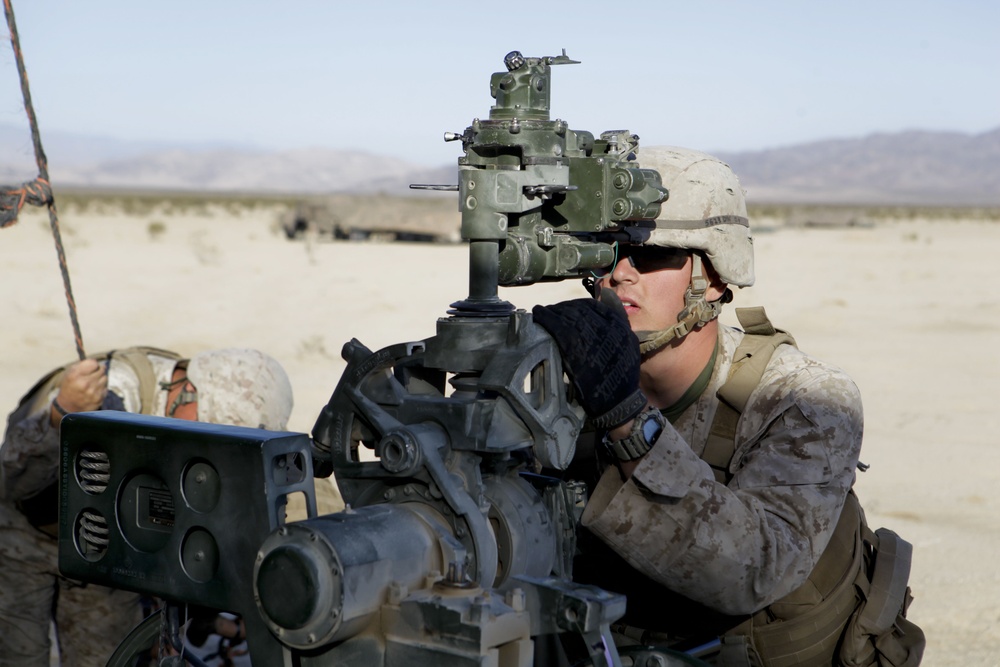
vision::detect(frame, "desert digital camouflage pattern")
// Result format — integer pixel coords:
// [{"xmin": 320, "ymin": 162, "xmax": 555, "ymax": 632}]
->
[
  {"xmin": 0, "ymin": 503, "xmax": 143, "ymax": 667},
  {"xmin": 582, "ymin": 324, "xmax": 863, "ymax": 614},
  {"xmin": 639, "ymin": 146, "xmax": 756, "ymax": 288},
  {"xmin": 187, "ymin": 348, "xmax": 294, "ymax": 431}
]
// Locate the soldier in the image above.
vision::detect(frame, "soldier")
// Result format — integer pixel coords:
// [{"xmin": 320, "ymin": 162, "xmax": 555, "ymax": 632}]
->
[
  {"xmin": 0, "ymin": 347, "xmax": 294, "ymax": 667},
  {"xmin": 532, "ymin": 147, "xmax": 924, "ymax": 666}
]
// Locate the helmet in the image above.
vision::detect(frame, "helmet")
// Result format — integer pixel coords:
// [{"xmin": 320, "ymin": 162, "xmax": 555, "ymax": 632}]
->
[
  {"xmin": 610, "ymin": 147, "xmax": 753, "ymax": 356},
  {"xmin": 639, "ymin": 146, "xmax": 754, "ymax": 287},
  {"xmin": 186, "ymin": 348, "xmax": 294, "ymax": 430}
]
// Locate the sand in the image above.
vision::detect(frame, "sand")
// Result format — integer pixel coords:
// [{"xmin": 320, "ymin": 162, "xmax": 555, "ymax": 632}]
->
[{"xmin": 3, "ymin": 202, "xmax": 997, "ymax": 665}]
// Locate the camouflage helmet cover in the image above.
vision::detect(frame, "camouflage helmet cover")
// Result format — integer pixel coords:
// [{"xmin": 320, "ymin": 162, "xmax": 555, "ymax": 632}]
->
[
  {"xmin": 186, "ymin": 348, "xmax": 294, "ymax": 430},
  {"xmin": 638, "ymin": 146, "xmax": 754, "ymax": 287}
]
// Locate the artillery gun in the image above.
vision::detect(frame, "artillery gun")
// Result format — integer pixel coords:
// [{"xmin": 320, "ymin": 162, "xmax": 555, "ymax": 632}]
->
[{"xmin": 58, "ymin": 51, "xmax": 699, "ymax": 666}]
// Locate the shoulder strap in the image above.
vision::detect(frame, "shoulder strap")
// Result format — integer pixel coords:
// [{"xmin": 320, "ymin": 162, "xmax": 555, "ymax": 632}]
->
[
  {"xmin": 111, "ymin": 347, "xmax": 181, "ymax": 415},
  {"xmin": 14, "ymin": 346, "xmax": 181, "ymax": 419},
  {"xmin": 702, "ymin": 307, "xmax": 796, "ymax": 483}
]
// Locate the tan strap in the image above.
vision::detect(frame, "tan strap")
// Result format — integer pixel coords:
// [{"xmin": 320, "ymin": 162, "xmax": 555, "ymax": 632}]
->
[
  {"xmin": 110, "ymin": 348, "xmax": 165, "ymax": 415},
  {"xmin": 702, "ymin": 404, "xmax": 739, "ymax": 484},
  {"xmin": 19, "ymin": 346, "xmax": 181, "ymax": 417},
  {"xmin": 733, "ymin": 306, "xmax": 776, "ymax": 336},
  {"xmin": 717, "ymin": 308, "xmax": 796, "ymax": 414},
  {"xmin": 638, "ymin": 297, "xmax": 720, "ymax": 356},
  {"xmin": 704, "ymin": 307, "xmax": 796, "ymax": 483}
]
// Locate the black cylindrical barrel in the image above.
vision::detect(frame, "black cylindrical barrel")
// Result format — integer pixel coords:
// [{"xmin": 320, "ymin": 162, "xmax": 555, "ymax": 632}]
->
[{"xmin": 253, "ymin": 503, "xmax": 448, "ymax": 650}]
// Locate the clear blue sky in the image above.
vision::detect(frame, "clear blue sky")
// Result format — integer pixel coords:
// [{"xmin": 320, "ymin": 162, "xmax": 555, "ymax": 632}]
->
[{"xmin": 3, "ymin": 0, "xmax": 998, "ymax": 166}]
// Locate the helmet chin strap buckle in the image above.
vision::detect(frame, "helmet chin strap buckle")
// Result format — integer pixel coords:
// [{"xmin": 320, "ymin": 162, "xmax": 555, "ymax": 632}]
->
[
  {"xmin": 683, "ymin": 254, "xmax": 725, "ymax": 324},
  {"xmin": 637, "ymin": 254, "xmax": 725, "ymax": 357},
  {"xmin": 685, "ymin": 254, "xmax": 710, "ymax": 308}
]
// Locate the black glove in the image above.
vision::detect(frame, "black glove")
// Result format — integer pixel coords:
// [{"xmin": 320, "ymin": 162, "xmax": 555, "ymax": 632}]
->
[{"xmin": 532, "ymin": 298, "xmax": 646, "ymax": 429}]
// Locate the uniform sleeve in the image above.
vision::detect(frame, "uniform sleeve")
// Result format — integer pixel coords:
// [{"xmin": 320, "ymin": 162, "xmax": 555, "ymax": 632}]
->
[
  {"xmin": 0, "ymin": 397, "xmax": 61, "ymax": 502},
  {"xmin": 580, "ymin": 351, "xmax": 863, "ymax": 615}
]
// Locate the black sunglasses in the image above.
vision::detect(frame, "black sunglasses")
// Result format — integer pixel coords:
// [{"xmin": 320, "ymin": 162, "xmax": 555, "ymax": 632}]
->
[{"xmin": 592, "ymin": 244, "xmax": 690, "ymax": 277}]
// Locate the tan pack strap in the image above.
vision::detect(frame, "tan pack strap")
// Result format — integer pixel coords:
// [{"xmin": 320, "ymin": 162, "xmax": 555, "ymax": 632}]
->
[
  {"xmin": 103, "ymin": 346, "xmax": 182, "ymax": 415},
  {"xmin": 702, "ymin": 403, "xmax": 739, "ymax": 484},
  {"xmin": 703, "ymin": 308, "xmax": 796, "ymax": 483},
  {"xmin": 733, "ymin": 306, "xmax": 776, "ymax": 336},
  {"xmin": 20, "ymin": 346, "xmax": 181, "ymax": 417},
  {"xmin": 717, "ymin": 308, "xmax": 796, "ymax": 414},
  {"xmin": 110, "ymin": 348, "xmax": 161, "ymax": 415}
]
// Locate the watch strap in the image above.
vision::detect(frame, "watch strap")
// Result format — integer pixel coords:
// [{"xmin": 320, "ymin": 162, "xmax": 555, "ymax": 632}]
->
[{"xmin": 603, "ymin": 407, "xmax": 665, "ymax": 461}]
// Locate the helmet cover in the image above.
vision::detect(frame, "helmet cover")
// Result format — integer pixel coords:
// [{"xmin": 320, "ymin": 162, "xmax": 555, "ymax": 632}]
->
[
  {"xmin": 186, "ymin": 348, "xmax": 293, "ymax": 430},
  {"xmin": 638, "ymin": 146, "xmax": 754, "ymax": 287}
]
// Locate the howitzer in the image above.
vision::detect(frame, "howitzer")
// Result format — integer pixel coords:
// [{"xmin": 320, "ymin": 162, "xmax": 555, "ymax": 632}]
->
[{"xmin": 58, "ymin": 52, "xmax": 701, "ymax": 666}]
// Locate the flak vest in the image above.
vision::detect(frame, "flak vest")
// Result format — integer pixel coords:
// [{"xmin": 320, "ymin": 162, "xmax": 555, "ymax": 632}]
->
[
  {"xmin": 694, "ymin": 308, "xmax": 923, "ymax": 667},
  {"xmin": 575, "ymin": 309, "xmax": 924, "ymax": 667}
]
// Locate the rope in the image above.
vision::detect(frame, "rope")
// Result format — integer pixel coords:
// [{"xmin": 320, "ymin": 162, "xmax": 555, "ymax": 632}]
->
[
  {"xmin": 1, "ymin": 177, "xmax": 52, "ymax": 227},
  {"xmin": 3, "ymin": 0, "xmax": 85, "ymax": 359}
]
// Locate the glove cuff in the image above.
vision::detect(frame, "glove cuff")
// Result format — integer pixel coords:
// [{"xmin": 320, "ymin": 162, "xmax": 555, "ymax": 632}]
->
[{"xmin": 590, "ymin": 389, "xmax": 647, "ymax": 430}]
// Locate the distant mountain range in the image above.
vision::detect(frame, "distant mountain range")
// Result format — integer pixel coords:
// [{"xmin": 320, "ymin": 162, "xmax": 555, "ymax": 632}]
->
[
  {"xmin": 2, "ymin": 123, "xmax": 998, "ymax": 206},
  {"xmin": 717, "ymin": 128, "xmax": 1000, "ymax": 206}
]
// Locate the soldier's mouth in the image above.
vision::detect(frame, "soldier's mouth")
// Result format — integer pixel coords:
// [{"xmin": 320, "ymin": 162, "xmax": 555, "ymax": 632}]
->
[{"xmin": 617, "ymin": 295, "xmax": 639, "ymax": 313}]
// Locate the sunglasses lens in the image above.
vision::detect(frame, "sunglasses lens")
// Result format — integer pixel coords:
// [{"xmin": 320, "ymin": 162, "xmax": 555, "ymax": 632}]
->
[
  {"xmin": 628, "ymin": 247, "xmax": 689, "ymax": 273},
  {"xmin": 592, "ymin": 246, "xmax": 689, "ymax": 278}
]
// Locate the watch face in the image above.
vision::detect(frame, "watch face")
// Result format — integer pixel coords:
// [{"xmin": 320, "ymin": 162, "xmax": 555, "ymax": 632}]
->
[{"xmin": 642, "ymin": 414, "xmax": 663, "ymax": 442}]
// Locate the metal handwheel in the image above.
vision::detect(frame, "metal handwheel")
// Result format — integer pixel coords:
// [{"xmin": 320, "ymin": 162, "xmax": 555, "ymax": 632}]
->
[
  {"xmin": 105, "ymin": 613, "xmax": 159, "ymax": 667},
  {"xmin": 106, "ymin": 607, "xmax": 211, "ymax": 667}
]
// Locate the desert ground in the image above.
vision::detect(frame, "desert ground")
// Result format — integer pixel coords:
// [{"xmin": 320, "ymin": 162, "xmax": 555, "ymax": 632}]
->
[{"xmin": 3, "ymin": 193, "xmax": 998, "ymax": 665}]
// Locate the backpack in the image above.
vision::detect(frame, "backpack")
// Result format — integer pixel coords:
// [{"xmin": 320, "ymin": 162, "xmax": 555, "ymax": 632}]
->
[
  {"xmin": 4, "ymin": 346, "xmax": 181, "ymax": 530},
  {"xmin": 704, "ymin": 308, "xmax": 924, "ymax": 667}
]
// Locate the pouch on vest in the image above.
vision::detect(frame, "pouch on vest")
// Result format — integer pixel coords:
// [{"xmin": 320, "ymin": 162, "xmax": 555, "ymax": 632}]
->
[
  {"xmin": 837, "ymin": 524, "xmax": 925, "ymax": 667},
  {"xmin": 739, "ymin": 492, "xmax": 864, "ymax": 667}
]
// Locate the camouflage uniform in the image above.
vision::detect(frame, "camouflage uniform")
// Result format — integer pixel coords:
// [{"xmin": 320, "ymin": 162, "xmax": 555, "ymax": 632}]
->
[
  {"xmin": 0, "ymin": 503, "xmax": 143, "ymax": 667},
  {"xmin": 574, "ymin": 323, "xmax": 863, "ymax": 636},
  {"xmin": 0, "ymin": 352, "xmax": 178, "ymax": 667}
]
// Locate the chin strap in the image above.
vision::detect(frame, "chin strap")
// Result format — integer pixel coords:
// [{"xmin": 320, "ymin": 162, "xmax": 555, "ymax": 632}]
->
[{"xmin": 636, "ymin": 254, "xmax": 731, "ymax": 357}]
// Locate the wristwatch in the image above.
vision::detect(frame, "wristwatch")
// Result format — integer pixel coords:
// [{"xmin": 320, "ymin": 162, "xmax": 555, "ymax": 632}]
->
[{"xmin": 602, "ymin": 407, "xmax": 666, "ymax": 461}]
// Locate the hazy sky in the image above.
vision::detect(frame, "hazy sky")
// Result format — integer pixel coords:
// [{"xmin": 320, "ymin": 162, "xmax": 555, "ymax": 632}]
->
[{"xmin": 2, "ymin": 1, "xmax": 998, "ymax": 166}]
